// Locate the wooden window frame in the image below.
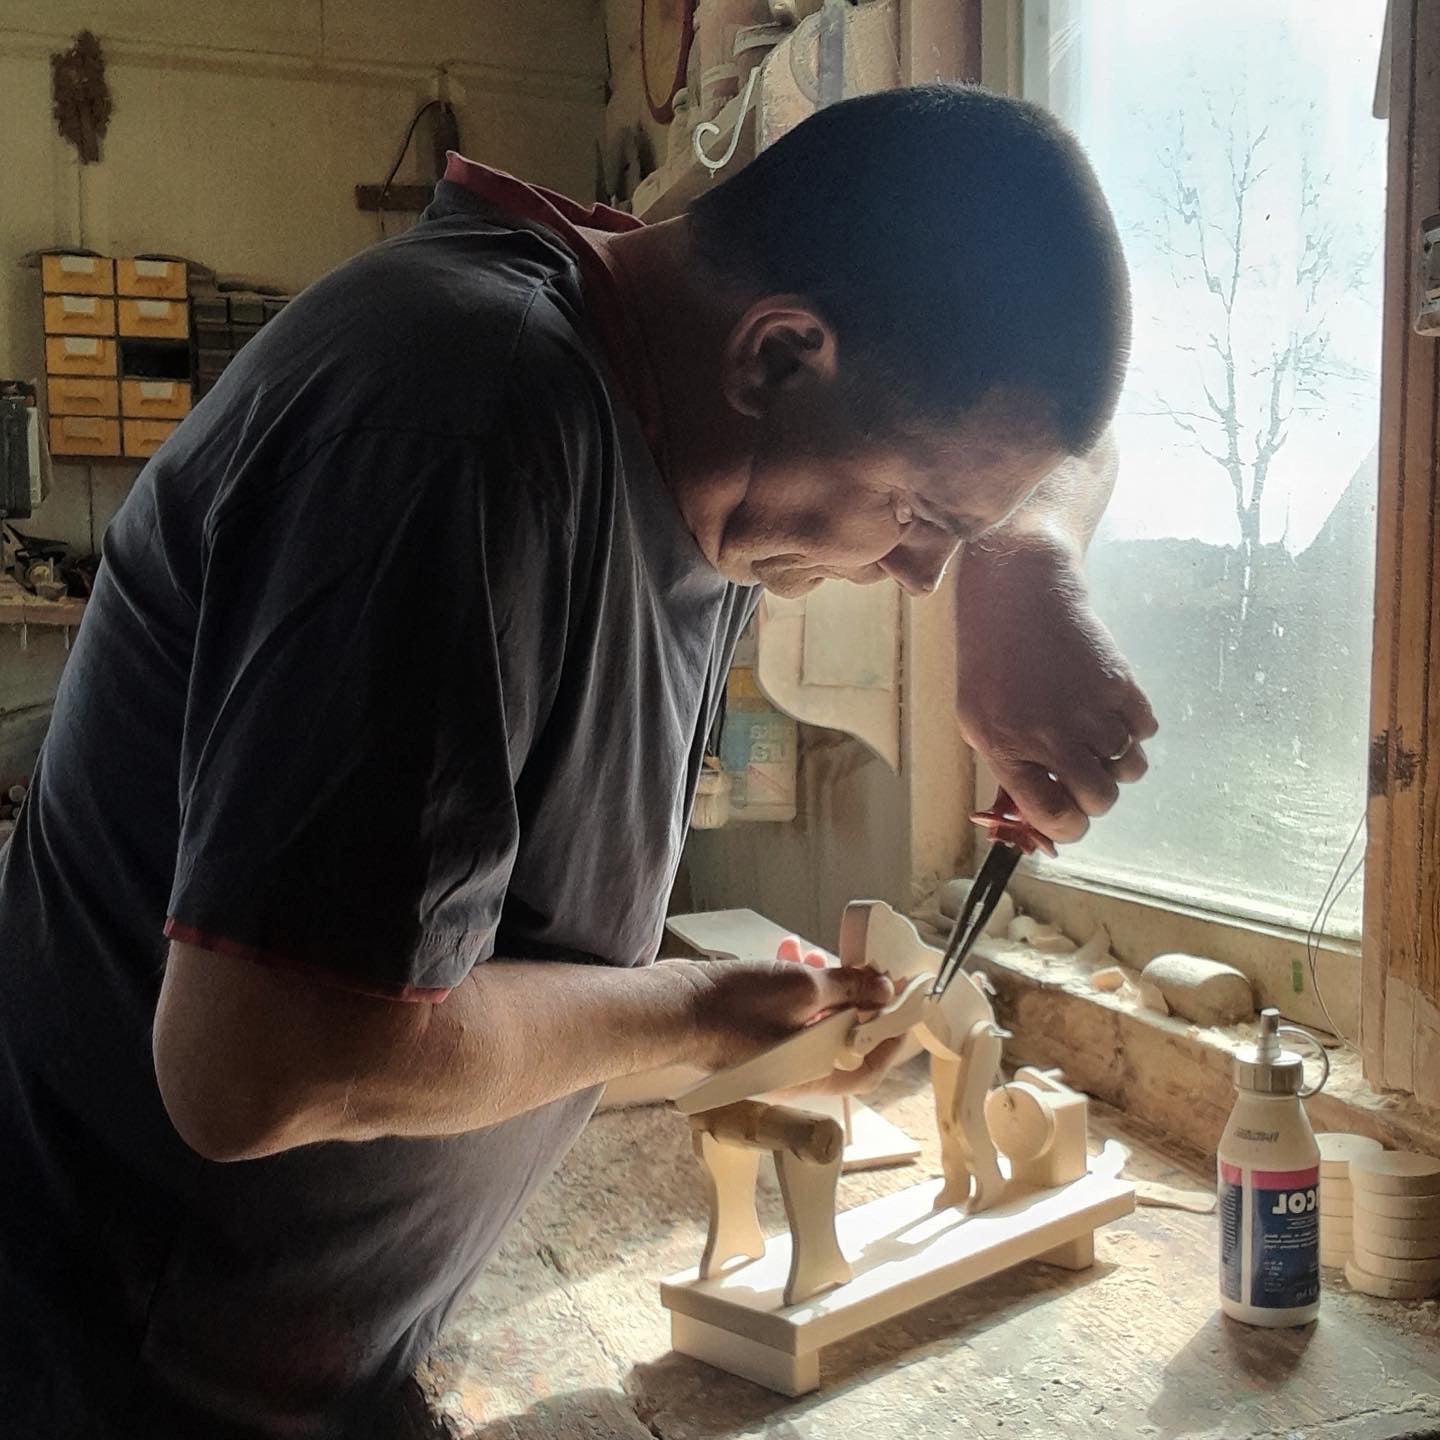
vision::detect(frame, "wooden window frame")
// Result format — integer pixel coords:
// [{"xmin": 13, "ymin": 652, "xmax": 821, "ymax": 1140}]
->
[{"xmin": 1361, "ymin": 0, "xmax": 1440, "ymax": 1106}]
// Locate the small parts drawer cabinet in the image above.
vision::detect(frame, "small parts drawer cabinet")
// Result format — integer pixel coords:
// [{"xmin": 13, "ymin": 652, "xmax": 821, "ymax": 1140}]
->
[
  {"xmin": 116, "ymin": 258, "xmax": 185, "ymax": 299},
  {"xmin": 121, "ymin": 379, "xmax": 190, "ymax": 421},
  {"xmin": 118, "ymin": 298, "xmax": 188, "ymax": 340},
  {"xmin": 42, "ymin": 294, "xmax": 115, "ymax": 337},
  {"xmin": 40, "ymin": 252, "xmax": 191, "ymax": 459},
  {"xmin": 41, "ymin": 254, "xmax": 114, "ymax": 296},
  {"xmin": 48, "ymin": 416, "xmax": 121, "ymax": 457},
  {"xmin": 45, "ymin": 335, "xmax": 117, "ymax": 378},
  {"xmin": 47, "ymin": 378, "xmax": 120, "ymax": 417}
]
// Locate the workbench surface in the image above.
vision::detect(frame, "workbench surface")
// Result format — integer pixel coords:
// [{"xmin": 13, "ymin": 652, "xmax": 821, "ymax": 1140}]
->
[{"xmin": 408, "ymin": 1061, "xmax": 1440, "ymax": 1439}]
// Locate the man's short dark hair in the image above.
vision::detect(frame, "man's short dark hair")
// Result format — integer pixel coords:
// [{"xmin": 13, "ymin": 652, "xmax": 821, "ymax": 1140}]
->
[{"xmin": 687, "ymin": 84, "xmax": 1130, "ymax": 455}]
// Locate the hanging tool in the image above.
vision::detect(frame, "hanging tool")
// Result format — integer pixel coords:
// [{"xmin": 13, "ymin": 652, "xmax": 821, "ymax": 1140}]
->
[{"xmin": 932, "ymin": 789, "xmax": 1056, "ymax": 998}]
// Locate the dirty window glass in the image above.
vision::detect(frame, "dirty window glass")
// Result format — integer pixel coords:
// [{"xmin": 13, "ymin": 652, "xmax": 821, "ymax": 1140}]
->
[{"xmin": 1024, "ymin": 0, "xmax": 1387, "ymax": 936}]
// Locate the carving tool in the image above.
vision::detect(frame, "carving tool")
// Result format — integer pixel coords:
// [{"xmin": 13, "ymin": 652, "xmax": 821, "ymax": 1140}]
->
[{"xmin": 931, "ymin": 788, "xmax": 1055, "ymax": 998}]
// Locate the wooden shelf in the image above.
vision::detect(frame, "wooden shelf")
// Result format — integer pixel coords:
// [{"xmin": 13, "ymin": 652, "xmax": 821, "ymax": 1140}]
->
[{"xmin": 0, "ymin": 576, "xmax": 86, "ymax": 628}]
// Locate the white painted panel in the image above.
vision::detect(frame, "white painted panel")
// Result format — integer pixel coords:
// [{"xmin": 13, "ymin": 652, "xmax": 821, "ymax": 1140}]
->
[{"xmin": 801, "ymin": 579, "xmax": 897, "ymax": 690}]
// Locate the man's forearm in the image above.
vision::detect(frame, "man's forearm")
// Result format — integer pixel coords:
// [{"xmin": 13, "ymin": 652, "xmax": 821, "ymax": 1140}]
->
[
  {"xmin": 975, "ymin": 428, "xmax": 1119, "ymax": 562},
  {"xmin": 335, "ymin": 959, "xmax": 706, "ymax": 1141},
  {"xmin": 154, "ymin": 944, "xmax": 708, "ymax": 1161}
]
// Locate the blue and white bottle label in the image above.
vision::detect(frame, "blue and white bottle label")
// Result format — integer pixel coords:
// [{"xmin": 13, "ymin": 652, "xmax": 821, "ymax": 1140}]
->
[{"xmin": 1219, "ymin": 1161, "xmax": 1320, "ymax": 1308}]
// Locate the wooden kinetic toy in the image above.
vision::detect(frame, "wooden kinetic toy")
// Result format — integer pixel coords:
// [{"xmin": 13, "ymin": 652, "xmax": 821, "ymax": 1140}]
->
[{"xmin": 659, "ymin": 900, "xmax": 1135, "ymax": 1395}]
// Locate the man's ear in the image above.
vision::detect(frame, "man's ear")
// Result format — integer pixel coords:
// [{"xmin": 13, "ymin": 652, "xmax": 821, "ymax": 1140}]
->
[{"xmin": 722, "ymin": 297, "xmax": 838, "ymax": 418}]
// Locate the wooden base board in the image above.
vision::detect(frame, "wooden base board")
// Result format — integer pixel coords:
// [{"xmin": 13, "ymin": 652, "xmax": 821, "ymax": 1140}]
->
[
  {"xmin": 666, "ymin": 908, "xmax": 827, "ymax": 963},
  {"xmin": 841, "ymin": 1100, "xmax": 922, "ymax": 1171},
  {"xmin": 661, "ymin": 1169, "xmax": 1135, "ymax": 1394}
]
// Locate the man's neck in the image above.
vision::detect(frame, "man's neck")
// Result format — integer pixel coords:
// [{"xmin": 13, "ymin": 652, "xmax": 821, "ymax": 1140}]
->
[{"xmin": 591, "ymin": 219, "xmax": 754, "ymax": 574}]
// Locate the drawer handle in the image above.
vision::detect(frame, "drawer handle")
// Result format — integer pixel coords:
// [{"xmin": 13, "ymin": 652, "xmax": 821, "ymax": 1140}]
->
[
  {"xmin": 134, "ymin": 259, "xmax": 173, "ymax": 280},
  {"xmin": 138, "ymin": 381, "xmax": 175, "ymax": 401},
  {"xmin": 59, "ymin": 255, "xmax": 98, "ymax": 274},
  {"xmin": 65, "ymin": 419, "xmax": 104, "ymax": 438},
  {"xmin": 61, "ymin": 296, "xmax": 99, "ymax": 316},
  {"xmin": 62, "ymin": 337, "xmax": 100, "ymax": 357},
  {"xmin": 136, "ymin": 299, "xmax": 173, "ymax": 320}
]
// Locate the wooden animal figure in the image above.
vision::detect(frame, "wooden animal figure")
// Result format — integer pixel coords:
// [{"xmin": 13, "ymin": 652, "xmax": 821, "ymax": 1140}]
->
[
  {"xmin": 661, "ymin": 902, "xmax": 1136, "ymax": 1396},
  {"xmin": 677, "ymin": 900, "xmax": 1009, "ymax": 1216}
]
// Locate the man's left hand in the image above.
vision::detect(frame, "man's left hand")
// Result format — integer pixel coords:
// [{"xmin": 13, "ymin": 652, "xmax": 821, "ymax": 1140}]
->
[{"xmin": 953, "ymin": 536, "xmax": 1156, "ymax": 845}]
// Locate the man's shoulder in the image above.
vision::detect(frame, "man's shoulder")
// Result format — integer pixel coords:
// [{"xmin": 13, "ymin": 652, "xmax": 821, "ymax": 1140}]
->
[
  {"xmin": 131, "ymin": 219, "xmax": 625, "ymax": 560},
  {"xmin": 282, "ymin": 223, "xmax": 583, "ymax": 430}
]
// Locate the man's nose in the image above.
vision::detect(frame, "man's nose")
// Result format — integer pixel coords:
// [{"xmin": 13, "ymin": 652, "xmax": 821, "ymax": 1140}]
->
[{"xmin": 877, "ymin": 538, "xmax": 957, "ymax": 596}]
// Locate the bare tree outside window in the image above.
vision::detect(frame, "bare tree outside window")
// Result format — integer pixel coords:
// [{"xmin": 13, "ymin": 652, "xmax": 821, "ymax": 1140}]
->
[
  {"xmin": 1139, "ymin": 108, "xmax": 1376, "ymax": 645},
  {"xmin": 1027, "ymin": 1, "xmax": 1387, "ymax": 936}
]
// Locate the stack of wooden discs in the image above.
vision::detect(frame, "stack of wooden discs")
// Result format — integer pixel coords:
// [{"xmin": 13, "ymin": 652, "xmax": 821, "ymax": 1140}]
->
[
  {"xmin": 1316, "ymin": 1132, "xmax": 1383, "ymax": 1268},
  {"xmin": 1346, "ymin": 1151, "xmax": 1440, "ymax": 1300}
]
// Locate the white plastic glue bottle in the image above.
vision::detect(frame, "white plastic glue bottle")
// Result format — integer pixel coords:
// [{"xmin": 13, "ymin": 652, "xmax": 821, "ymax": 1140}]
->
[{"xmin": 1217, "ymin": 1007, "xmax": 1331, "ymax": 1327}]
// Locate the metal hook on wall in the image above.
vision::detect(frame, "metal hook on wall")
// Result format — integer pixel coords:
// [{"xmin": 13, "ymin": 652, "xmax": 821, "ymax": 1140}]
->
[{"xmin": 692, "ymin": 63, "xmax": 763, "ymax": 176}]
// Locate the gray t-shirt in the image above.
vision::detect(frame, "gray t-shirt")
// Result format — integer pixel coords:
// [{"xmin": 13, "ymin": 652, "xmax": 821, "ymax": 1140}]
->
[{"xmin": 0, "ymin": 181, "xmax": 754, "ymax": 1436}]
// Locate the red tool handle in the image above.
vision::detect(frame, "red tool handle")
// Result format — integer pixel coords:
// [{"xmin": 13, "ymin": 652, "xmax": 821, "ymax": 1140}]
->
[{"xmin": 969, "ymin": 787, "xmax": 1058, "ymax": 858}]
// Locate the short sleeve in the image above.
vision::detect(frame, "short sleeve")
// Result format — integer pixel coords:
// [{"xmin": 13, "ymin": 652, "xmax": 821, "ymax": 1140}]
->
[{"xmin": 164, "ymin": 427, "xmax": 573, "ymax": 1000}]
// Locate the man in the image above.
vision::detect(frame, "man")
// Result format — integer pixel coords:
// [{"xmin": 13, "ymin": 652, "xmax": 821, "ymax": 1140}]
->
[{"xmin": 0, "ymin": 85, "xmax": 1153, "ymax": 1436}]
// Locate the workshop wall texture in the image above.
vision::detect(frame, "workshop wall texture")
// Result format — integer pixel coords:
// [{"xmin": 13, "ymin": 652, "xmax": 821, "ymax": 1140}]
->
[{"xmin": 0, "ymin": 0, "xmax": 607, "ymax": 778}]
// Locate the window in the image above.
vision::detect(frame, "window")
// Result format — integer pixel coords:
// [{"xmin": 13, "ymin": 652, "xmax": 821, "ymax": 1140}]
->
[{"xmin": 1020, "ymin": 0, "xmax": 1388, "ymax": 941}]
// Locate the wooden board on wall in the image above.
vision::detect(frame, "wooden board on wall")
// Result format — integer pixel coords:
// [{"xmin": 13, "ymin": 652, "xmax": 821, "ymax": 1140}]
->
[{"xmin": 1363, "ymin": 0, "xmax": 1440, "ymax": 1106}]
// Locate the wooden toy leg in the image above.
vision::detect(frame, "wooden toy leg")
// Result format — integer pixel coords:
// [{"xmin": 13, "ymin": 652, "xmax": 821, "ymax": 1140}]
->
[
  {"xmin": 934, "ymin": 1021, "xmax": 1005, "ymax": 1213},
  {"xmin": 671, "ymin": 1312, "xmax": 820, "ymax": 1396},
  {"xmin": 776, "ymin": 1147, "xmax": 852, "ymax": 1305},
  {"xmin": 695, "ymin": 1133, "xmax": 765, "ymax": 1277}
]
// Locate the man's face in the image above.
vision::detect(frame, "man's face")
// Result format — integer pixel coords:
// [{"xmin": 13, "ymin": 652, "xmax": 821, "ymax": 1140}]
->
[{"xmin": 713, "ymin": 389, "xmax": 1066, "ymax": 599}]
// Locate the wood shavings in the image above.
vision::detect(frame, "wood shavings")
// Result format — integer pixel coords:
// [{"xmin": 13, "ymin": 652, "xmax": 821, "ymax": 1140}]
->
[
  {"xmin": 1140, "ymin": 953, "xmax": 1255, "ymax": 1026},
  {"xmin": 1031, "ymin": 930, "xmax": 1078, "ymax": 955},
  {"xmin": 1132, "ymin": 1179, "xmax": 1218, "ymax": 1215},
  {"xmin": 936, "ymin": 878, "xmax": 1015, "ymax": 936},
  {"xmin": 1138, "ymin": 979, "xmax": 1170, "ymax": 1016},
  {"xmin": 1007, "ymin": 914, "xmax": 1041, "ymax": 944},
  {"xmin": 1075, "ymin": 925, "xmax": 1113, "ymax": 967},
  {"xmin": 1089, "ymin": 1136, "xmax": 1214, "ymax": 1212}
]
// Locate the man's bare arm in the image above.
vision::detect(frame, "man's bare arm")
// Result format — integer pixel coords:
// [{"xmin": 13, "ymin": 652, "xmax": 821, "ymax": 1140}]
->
[
  {"xmin": 953, "ymin": 430, "xmax": 1157, "ymax": 842},
  {"xmin": 998, "ymin": 427, "xmax": 1120, "ymax": 554},
  {"xmin": 153, "ymin": 941, "xmax": 893, "ymax": 1162}
]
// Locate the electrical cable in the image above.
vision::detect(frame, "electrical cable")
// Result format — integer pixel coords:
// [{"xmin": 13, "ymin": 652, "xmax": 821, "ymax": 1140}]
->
[
  {"xmin": 377, "ymin": 99, "xmax": 445, "ymax": 239},
  {"xmin": 1303, "ymin": 808, "xmax": 1366, "ymax": 1045}
]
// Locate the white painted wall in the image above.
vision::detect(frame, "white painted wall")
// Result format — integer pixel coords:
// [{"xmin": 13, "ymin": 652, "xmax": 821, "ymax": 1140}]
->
[{"xmin": 0, "ymin": 0, "xmax": 606, "ymax": 776}]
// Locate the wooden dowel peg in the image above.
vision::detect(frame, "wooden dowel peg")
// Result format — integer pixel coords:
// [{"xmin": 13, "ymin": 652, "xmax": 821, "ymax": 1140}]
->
[{"xmin": 691, "ymin": 1100, "xmax": 843, "ymax": 1166}]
